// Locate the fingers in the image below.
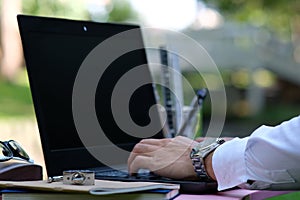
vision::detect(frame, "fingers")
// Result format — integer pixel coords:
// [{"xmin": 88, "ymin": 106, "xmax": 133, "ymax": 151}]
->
[
  {"xmin": 128, "ymin": 138, "xmax": 171, "ymax": 174},
  {"xmin": 128, "ymin": 138, "xmax": 170, "ymax": 165},
  {"xmin": 128, "ymin": 155, "xmax": 152, "ymax": 174},
  {"xmin": 127, "ymin": 143, "xmax": 158, "ymax": 172},
  {"xmin": 127, "ymin": 136, "xmax": 195, "ymax": 175}
]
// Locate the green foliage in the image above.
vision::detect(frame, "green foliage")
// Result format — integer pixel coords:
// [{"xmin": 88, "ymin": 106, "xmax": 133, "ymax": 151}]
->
[
  {"xmin": 107, "ymin": 0, "xmax": 137, "ymax": 22},
  {"xmin": 0, "ymin": 80, "xmax": 34, "ymax": 118},
  {"xmin": 22, "ymin": 0, "xmax": 89, "ymax": 20},
  {"xmin": 21, "ymin": 0, "xmax": 137, "ymax": 23},
  {"xmin": 204, "ymin": 0, "xmax": 300, "ymax": 39}
]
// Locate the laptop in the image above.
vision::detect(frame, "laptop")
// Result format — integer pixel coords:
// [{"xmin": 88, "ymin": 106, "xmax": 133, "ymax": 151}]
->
[{"xmin": 17, "ymin": 15, "xmax": 217, "ymax": 193}]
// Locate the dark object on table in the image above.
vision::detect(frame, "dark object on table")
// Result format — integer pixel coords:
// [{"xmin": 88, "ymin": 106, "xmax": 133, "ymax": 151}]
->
[{"xmin": 0, "ymin": 159, "xmax": 42, "ymax": 181}]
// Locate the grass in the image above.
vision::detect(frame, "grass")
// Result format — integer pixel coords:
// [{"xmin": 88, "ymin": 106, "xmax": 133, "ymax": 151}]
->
[{"xmin": 0, "ymin": 72, "xmax": 35, "ymax": 118}]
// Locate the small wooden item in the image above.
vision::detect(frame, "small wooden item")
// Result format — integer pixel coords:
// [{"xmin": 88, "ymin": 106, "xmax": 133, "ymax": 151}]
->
[{"xmin": 0, "ymin": 159, "xmax": 42, "ymax": 181}]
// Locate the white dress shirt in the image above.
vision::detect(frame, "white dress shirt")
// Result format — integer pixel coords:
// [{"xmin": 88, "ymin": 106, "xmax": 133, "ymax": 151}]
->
[{"xmin": 213, "ymin": 115, "xmax": 300, "ymax": 191}]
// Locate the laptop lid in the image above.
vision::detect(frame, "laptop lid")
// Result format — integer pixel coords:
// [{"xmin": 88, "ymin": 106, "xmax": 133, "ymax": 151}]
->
[{"xmin": 17, "ymin": 15, "xmax": 164, "ymax": 177}]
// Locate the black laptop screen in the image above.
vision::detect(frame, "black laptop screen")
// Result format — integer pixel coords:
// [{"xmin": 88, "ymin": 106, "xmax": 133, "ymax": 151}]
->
[
  {"xmin": 25, "ymin": 32, "xmax": 163, "ymax": 150},
  {"xmin": 18, "ymin": 16, "xmax": 164, "ymax": 173}
]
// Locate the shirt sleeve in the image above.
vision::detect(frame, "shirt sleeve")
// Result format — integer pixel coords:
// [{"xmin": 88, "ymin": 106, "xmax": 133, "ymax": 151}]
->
[{"xmin": 212, "ymin": 115, "xmax": 300, "ymax": 191}]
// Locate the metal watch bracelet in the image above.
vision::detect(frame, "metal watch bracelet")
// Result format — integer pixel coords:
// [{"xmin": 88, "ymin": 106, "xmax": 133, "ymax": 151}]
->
[{"xmin": 191, "ymin": 138, "xmax": 225, "ymax": 180}]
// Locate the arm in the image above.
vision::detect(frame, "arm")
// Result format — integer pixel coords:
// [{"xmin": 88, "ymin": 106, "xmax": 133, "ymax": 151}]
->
[
  {"xmin": 128, "ymin": 115, "xmax": 300, "ymax": 191},
  {"xmin": 127, "ymin": 136, "xmax": 231, "ymax": 180},
  {"xmin": 213, "ymin": 115, "xmax": 300, "ymax": 190}
]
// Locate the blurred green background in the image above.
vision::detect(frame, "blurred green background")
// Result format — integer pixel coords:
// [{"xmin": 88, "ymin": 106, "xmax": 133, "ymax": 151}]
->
[
  {"xmin": 0, "ymin": 0, "xmax": 299, "ymax": 170},
  {"xmin": 0, "ymin": 74, "xmax": 33, "ymax": 118},
  {"xmin": 1, "ymin": 0, "xmax": 299, "ymax": 133}
]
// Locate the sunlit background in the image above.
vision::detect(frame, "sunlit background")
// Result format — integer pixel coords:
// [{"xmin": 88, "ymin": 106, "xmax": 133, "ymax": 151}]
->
[{"xmin": 0, "ymin": 0, "xmax": 299, "ymax": 177}]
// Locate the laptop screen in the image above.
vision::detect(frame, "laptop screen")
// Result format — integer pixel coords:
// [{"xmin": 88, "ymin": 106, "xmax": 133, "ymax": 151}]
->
[{"xmin": 18, "ymin": 15, "xmax": 164, "ymax": 176}]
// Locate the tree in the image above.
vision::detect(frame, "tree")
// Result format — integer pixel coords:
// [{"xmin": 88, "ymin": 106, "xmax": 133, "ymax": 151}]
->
[{"xmin": 203, "ymin": 0, "xmax": 300, "ymax": 40}]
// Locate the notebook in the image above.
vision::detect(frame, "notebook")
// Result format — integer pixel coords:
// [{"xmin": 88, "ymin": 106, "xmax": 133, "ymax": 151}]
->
[{"xmin": 17, "ymin": 15, "xmax": 217, "ymax": 194}]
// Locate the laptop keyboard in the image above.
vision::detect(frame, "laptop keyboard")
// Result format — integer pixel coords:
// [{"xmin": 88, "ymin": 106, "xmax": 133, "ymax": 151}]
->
[
  {"xmin": 95, "ymin": 170, "xmax": 129, "ymax": 178},
  {"xmin": 93, "ymin": 168, "xmax": 166, "ymax": 181}
]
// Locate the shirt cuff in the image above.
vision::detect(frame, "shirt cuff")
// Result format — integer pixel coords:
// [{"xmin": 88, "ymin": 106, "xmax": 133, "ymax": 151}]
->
[{"xmin": 212, "ymin": 137, "xmax": 249, "ymax": 191}]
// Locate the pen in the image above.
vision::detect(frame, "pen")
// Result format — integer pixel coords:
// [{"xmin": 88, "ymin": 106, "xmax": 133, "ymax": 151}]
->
[{"xmin": 177, "ymin": 88, "xmax": 207, "ymax": 137}]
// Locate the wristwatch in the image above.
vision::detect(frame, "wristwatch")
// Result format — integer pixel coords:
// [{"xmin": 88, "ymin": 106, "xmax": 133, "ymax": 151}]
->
[{"xmin": 190, "ymin": 138, "xmax": 225, "ymax": 180}]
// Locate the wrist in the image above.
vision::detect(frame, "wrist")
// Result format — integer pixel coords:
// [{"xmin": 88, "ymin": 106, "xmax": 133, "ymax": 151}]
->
[
  {"xmin": 190, "ymin": 138, "xmax": 224, "ymax": 180},
  {"xmin": 204, "ymin": 151, "xmax": 216, "ymax": 181}
]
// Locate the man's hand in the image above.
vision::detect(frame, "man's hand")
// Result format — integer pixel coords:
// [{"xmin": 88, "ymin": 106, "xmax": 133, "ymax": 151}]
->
[{"xmin": 127, "ymin": 136, "xmax": 198, "ymax": 180}]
